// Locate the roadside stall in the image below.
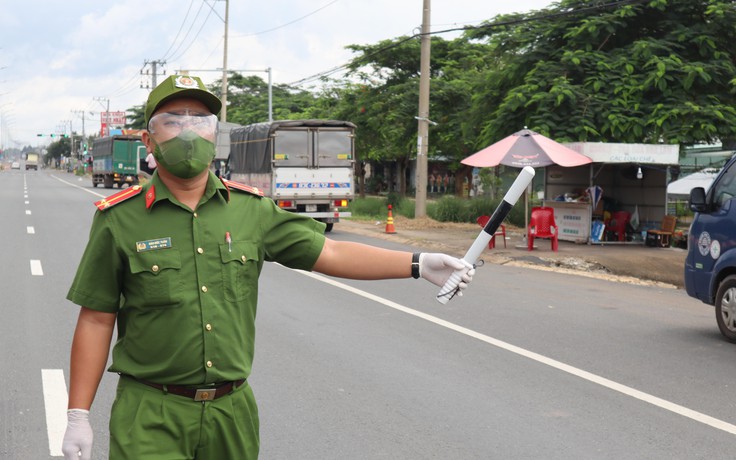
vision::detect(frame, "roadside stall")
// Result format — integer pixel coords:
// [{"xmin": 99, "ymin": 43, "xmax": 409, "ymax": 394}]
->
[{"xmin": 543, "ymin": 142, "xmax": 679, "ymax": 244}]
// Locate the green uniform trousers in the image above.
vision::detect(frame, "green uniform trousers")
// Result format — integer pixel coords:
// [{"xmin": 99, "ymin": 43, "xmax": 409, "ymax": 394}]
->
[{"xmin": 109, "ymin": 376, "xmax": 259, "ymax": 459}]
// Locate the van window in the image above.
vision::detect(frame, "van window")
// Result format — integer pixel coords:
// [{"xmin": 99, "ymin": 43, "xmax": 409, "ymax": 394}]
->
[{"xmin": 710, "ymin": 161, "xmax": 736, "ymax": 210}]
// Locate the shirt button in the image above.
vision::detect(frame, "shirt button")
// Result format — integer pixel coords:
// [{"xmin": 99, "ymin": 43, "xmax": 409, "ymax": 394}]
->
[
  {"xmin": 151, "ymin": 265, "xmax": 159, "ymax": 272},
  {"xmin": 201, "ymin": 286, "xmax": 208, "ymax": 292},
  {"xmin": 193, "ymin": 212, "xmax": 198, "ymax": 218},
  {"xmin": 205, "ymin": 323, "xmax": 212, "ymax": 331},
  {"xmin": 197, "ymin": 247, "xmax": 204, "ymax": 254},
  {"xmin": 206, "ymin": 360, "xmax": 213, "ymax": 368},
  {"xmin": 241, "ymin": 255, "xmax": 247, "ymax": 262}
]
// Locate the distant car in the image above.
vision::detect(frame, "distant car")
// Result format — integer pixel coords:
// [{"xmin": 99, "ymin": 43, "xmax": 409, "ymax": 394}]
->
[{"xmin": 11, "ymin": 161, "xmax": 20, "ymax": 169}]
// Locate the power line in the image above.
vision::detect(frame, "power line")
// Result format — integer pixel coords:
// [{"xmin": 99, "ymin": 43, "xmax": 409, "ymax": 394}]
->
[
  {"xmin": 288, "ymin": 0, "xmax": 650, "ymax": 87},
  {"xmin": 231, "ymin": 0, "xmax": 340, "ymax": 38},
  {"xmin": 160, "ymin": 0, "xmax": 197, "ymax": 61}
]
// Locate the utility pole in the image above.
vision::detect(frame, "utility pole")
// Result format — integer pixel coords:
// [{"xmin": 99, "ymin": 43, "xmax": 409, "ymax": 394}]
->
[
  {"xmin": 414, "ymin": 0, "xmax": 432, "ymax": 217},
  {"xmin": 71, "ymin": 110, "xmax": 88, "ymax": 157},
  {"xmin": 93, "ymin": 97, "xmax": 110, "ymax": 136},
  {"xmin": 221, "ymin": 0, "xmax": 230, "ymax": 122},
  {"xmin": 140, "ymin": 59, "xmax": 167, "ymax": 90}
]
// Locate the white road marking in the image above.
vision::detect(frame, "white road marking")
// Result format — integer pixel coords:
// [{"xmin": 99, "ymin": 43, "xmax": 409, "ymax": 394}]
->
[
  {"xmin": 297, "ymin": 270, "xmax": 736, "ymax": 436},
  {"xmin": 42, "ymin": 369, "xmax": 68, "ymax": 457},
  {"xmin": 50, "ymin": 174, "xmax": 106, "ymax": 198},
  {"xmin": 25, "ymin": 210, "xmax": 31, "ymax": 215},
  {"xmin": 27, "ymin": 226, "xmax": 35, "ymax": 234},
  {"xmin": 25, "ymin": 200, "xmax": 29, "ymax": 204},
  {"xmin": 30, "ymin": 260, "xmax": 44, "ymax": 276}
]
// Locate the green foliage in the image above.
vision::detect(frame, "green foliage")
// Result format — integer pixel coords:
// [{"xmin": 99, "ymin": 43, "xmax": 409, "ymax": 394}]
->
[
  {"xmin": 212, "ymin": 73, "xmax": 319, "ymax": 125},
  {"xmin": 124, "ymin": 0, "xmax": 736, "ymax": 183},
  {"xmin": 125, "ymin": 105, "xmax": 145, "ymax": 129},
  {"xmin": 467, "ymin": 0, "xmax": 736, "ymax": 146},
  {"xmin": 347, "ymin": 197, "xmax": 387, "ymax": 218},
  {"xmin": 385, "ymin": 191, "xmax": 403, "ymax": 208},
  {"xmin": 428, "ymin": 196, "xmax": 470, "ymax": 222}
]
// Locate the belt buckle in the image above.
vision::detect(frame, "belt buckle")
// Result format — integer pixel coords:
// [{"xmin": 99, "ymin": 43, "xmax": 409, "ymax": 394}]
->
[{"xmin": 194, "ymin": 388, "xmax": 216, "ymax": 401}]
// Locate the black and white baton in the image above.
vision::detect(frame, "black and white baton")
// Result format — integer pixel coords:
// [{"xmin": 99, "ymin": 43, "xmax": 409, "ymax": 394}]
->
[{"xmin": 436, "ymin": 166, "xmax": 535, "ymax": 304}]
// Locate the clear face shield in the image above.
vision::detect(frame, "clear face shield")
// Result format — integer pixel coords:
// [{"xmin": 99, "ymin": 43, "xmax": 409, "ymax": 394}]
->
[
  {"xmin": 147, "ymin": 110, "xmax": 219, "ymax": 178},
  {"xmin": 147, "ymin": 110, "xmax": 218, "ymax": 142}
]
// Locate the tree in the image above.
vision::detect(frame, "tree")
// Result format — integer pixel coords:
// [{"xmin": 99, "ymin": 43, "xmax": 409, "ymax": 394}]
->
[
  {"xmin": 466, "ymin": 0, "xmax": 736, "ymax": 146},
  {"xmin": 336, "ymin": 36, "xmax": 494, "ymax": 195},
  {"xmin": 125, "ymin": 105, "xmax": 146, "ymax": 130},
  {"xmin": 211, "ymin": 73, "xmax": 319, "ymax": 125}
]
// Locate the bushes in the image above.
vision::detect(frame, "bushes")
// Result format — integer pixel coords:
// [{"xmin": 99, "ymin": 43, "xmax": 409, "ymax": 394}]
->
[{"xmin": 348, "ymin": 195, "xmax": 526, "ymax": 227}]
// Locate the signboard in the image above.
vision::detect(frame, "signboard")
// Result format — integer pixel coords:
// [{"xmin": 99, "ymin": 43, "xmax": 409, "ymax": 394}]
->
[
  {"xmin": 564, "ymin": 142, "xmax": 678, "ymax": 165},
  {"xmin": 101, "ymin": 111, "xmax": 127, "ymax": 125}
]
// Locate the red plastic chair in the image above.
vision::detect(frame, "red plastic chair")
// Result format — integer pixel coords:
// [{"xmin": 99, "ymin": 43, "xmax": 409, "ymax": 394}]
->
[
  {"xmin": 607, "ymin": 211, "xmax": 631, "ymax": 242},
  {"xmin": 527, "ymin": 206, "xmax": 558, "ymax": 251},
  {"xmin": 476, "ymin": 215, "xmax": 506, "ymax": 249}
]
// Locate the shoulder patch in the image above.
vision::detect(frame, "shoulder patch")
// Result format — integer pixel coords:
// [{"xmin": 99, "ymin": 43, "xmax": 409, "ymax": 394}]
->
[
  {"xmin": 94, "ymin": 185, "xmax": 144, "ymax": 211},
  {"xmin": 222, "ymin": 179, "xmax": 264, "ymax": 197}
]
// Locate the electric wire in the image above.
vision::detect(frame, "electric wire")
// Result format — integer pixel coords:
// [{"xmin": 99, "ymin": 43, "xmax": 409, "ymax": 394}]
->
[
  {"xmin": 160, "ymin": 0, "xmax": 197, "ymax": 61},
  {"xmin": 288, "ymin": 0, "xmax": 650, "ymax": 87},
  {"xmin": 231, "ymin": 0, "xmax": 340, "ymax": 37}
]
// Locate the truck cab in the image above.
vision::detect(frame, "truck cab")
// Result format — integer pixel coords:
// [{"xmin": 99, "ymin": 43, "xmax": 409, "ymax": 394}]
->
[{"xmin": 684, "ymin": 155, "xmax": 736, "ymax": 341}]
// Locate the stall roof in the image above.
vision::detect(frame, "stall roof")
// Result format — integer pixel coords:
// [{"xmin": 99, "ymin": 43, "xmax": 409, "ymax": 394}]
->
[
  {"xmin": 563, "ymin": 142, "xmax": 678, "ymax": 165},
  {"xmin": 667, "ymin": 168, "xmax": 719, "ymax": 197}
]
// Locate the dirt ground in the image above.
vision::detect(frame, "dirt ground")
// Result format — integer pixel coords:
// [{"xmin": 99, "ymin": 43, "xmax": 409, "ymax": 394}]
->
[{"xmin": 337, "ymin": 216, "xmax": 687, "ymax": 289}]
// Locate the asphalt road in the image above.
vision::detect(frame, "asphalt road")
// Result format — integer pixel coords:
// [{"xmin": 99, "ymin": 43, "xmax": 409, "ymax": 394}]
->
[{"xmin": 2, "ymin": 170, "xmax": 736, "ymax": 459}]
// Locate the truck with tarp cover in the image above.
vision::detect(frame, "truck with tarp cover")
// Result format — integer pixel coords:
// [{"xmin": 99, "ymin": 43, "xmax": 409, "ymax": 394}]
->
[
  {"xmin": 228, "ymin": 120, "xmax": 355, "ymax": 231},
  {"xmin": 91, "ymin": 135, "xmax": 146, "ymax": 188}
]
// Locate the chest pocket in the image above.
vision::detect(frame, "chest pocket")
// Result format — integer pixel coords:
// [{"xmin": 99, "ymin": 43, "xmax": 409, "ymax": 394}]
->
[
  {"xmin": 128, "ymin": 249, "xmax": 183, "ymax": 308},
  {"xmin": 220, "ymin": 241, "xmax": 260, "ymax": 301}
]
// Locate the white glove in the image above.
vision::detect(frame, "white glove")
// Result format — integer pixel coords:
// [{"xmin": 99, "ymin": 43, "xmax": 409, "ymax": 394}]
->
[
  {"xmin": 62, "ymin": 409, "xmax": 93, "ymax": 460},
  {"xmin": 419, "ymin": 253, "xmax": 475, "ymax": 295}
]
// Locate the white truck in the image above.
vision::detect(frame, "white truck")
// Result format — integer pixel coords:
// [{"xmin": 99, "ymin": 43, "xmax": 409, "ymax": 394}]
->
[
  {"xmin": 25, "ymin": 152, "xmax": 39, "ymax": 170},
  {"xmin": 227, "ymin": 120, "xmax": 355, "ymax": 232}
]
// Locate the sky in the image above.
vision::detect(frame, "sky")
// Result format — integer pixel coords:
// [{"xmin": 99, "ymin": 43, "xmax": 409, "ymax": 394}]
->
[{"xmin": 0, "ymin": 0, "xmax": 553, "ymax": 149}]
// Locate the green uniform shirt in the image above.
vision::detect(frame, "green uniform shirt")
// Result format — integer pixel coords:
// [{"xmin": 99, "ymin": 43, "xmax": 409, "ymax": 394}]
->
[{"xmin": 67, "ymin": 172, "xmax": 326, "ymax": 384}]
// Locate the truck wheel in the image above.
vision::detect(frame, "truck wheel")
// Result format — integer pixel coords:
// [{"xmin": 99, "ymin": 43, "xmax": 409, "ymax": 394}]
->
[
  {"xmin": 715, "ymin": 275, "xmax": 736, "ymax": 342},
  {"xmin": 325, "ymin": 223, "xmax": 334, "ymax": 232},
  {"xmin": 104, "ymin": 176, "xmax": 114, "ymax": 189}
]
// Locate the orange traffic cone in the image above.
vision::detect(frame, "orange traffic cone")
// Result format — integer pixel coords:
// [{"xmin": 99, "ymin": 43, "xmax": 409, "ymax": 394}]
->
[{"xmin": 385, "ymin": 204, "xmax": 397, "ymax": 234}]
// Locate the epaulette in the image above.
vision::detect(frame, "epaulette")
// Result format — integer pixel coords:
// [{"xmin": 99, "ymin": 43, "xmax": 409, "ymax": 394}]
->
[
  {"xmin": 222, "ymin": 178, "xmax": 264, "ymax": 197},
  {"xmin": 94, "ymin": 185, "xmax": 144, "ymax": 211}
]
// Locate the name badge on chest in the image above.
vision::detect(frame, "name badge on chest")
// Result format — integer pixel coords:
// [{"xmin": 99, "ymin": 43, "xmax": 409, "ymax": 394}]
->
[{"xmin": 136, "ymin": 237, "xmax": 172, "ymax": 252}]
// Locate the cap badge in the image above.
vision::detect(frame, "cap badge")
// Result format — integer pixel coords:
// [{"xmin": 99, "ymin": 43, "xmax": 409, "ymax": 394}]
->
[{"xmin": 175, "ymin": 76, "xmax": 198, "ymax": 89}]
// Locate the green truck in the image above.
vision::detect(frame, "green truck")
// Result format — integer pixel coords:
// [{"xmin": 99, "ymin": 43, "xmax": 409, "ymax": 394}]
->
[{"xmin": 91, "ymin": 135, "xmax": 146, "ymax": 188}]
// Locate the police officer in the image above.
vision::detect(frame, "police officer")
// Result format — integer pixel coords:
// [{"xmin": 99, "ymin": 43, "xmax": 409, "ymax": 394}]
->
[{"xmin": 61, "ymin": 75, "xmax": 474, "ymax": 460}]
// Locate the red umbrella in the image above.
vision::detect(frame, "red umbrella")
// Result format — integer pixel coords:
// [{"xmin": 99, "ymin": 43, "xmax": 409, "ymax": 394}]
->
[
  {"xmin": 462, "ymin": 129, "xmax": 592, "ymax": 242},
  {"xmin": 461, "ymin": 128, "xmax": 592, "ymax": 168}
]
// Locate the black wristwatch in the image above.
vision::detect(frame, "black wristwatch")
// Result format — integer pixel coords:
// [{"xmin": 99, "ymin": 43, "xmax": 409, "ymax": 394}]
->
[{"xmin": 411, "ymin": 252, "xmax": 421, "ymax": 279}]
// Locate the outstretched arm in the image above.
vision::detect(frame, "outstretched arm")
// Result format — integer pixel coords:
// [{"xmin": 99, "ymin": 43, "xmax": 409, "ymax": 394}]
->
[{"xmin": 312, "ymin": 238, "xmax": 412, "ymax": 280}]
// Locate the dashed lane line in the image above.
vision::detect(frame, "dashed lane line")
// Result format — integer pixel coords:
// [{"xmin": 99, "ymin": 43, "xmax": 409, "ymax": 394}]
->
[
  {"xmin": 30, "ymin": 259, "xmax": 44, "ymax": 276},
  {"xmin": 42, "ymin": 369, "xmax": 68, "ymax": 457}
]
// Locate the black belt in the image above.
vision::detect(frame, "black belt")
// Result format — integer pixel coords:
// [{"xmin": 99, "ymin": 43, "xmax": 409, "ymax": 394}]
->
[{"xmin": 125, "ymin": 375, "xmax": 246, "ymax": 401}]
